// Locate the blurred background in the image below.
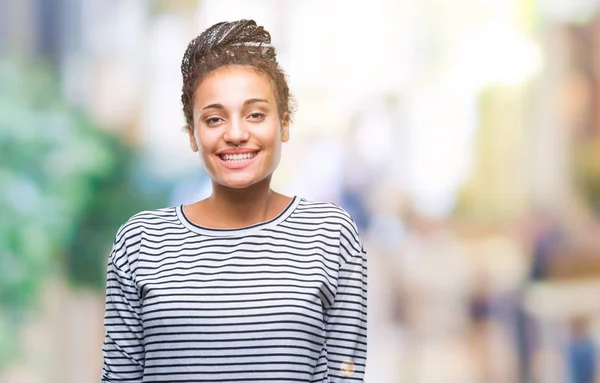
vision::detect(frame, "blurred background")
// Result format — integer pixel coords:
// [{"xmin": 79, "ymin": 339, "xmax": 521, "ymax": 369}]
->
[{"xmin": 1, "ymin": 0, "xmax": 600, "ymax": 382}]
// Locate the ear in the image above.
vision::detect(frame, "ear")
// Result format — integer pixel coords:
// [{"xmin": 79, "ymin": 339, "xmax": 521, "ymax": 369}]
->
[
  {"xmin": 280, "ymin": 117, "xmax": 290, "ymax": 143},
  {"xmin": 187, "ymin": 126, "xmax": 199, "ymax": 152}
]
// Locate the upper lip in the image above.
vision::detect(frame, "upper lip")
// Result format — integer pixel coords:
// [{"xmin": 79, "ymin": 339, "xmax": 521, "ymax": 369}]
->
[{"xmin": 216, "ymin": 148, "xmax": 260, "ymax": 155}]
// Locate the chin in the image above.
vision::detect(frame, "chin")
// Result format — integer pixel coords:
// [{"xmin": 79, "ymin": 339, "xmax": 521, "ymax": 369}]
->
[
  {"xmin": 218, "ymin": 177, "xmax": 258, "ymax": 189},
  {"xmin": 225, "ymin": 182, "xmax": 256, "ymax": 190},
  {"xmin": 216, "ymin": 171, "xmax": 275, "ymax": 190}
]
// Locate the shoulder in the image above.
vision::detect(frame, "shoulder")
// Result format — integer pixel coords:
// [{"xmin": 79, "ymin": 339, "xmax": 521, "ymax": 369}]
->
[
  {"xmin": 109, "ymin": 206, "xmax": 179, "ymax": 271},
  {"xmin": 295, "ymin": 198, "xmax": 364, "ymax": 254},
  {"xmin": 114, "ymin": 206, "xmax": 179, "ymax": 242},
  {"xmin": 295, "ymin": 198, "xmax": 354, "ymax": 223},
  {"xmin": 295, "ymin": 198, "xmax": 359, "ymax": 231},
  {"xmin": 296, "ymin": 198, "xmax": 366, "ymax": 267},
  {"xmin": 110, "ymin": 207, "xmax": 179, "ymax": 268}
]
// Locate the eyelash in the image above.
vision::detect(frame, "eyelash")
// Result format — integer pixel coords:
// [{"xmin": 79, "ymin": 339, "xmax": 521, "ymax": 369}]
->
[
  {"xmin": 248, "ymin": 112, "xmax": 265, "ymax": 121},
  {"xmin": 205, "ymin": 117, "xmax": 223, "ymax": 126},
  {"xmin": 204, "ymin": 113, "xmax": 265, "ymax": 127}
]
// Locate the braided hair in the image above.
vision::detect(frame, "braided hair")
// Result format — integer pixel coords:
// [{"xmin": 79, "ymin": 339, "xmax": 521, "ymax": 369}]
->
[{"xmin": 181, "ymin": 19, "xmax": 295, "ymax": 132}]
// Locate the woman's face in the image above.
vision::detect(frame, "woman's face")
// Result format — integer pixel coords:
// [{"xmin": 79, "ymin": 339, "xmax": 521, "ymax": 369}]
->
[{"xmin": 189, "ymin": 65, "xmax": 289, "ymax": 190}]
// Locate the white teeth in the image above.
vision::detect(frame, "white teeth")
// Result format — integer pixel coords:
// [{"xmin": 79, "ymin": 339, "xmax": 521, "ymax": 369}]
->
[{"xmin": 220, "ymin": 152, "xmax": 257, "ymax": 162}]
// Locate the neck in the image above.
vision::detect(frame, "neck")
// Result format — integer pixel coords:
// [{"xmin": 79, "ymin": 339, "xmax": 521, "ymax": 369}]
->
[{"xmin": 207, "ymin": 176, "xmax": 277, "ymax": 226}]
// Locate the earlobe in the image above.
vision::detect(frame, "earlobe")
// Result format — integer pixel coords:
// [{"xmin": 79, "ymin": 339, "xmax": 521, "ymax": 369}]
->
[
  {"xmin": 281, "ymin": 119, "xmax": 290, "ymax": 143},
  {"xmin": 187, "ymin": 127, "xmax": 199, "ymax": 152}
]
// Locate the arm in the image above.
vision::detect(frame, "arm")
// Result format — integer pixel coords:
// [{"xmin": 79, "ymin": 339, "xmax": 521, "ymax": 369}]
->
[
  {"xmin": 101, "ymin": 229, "xmax": 145, "ymax": 382},
  {"xmin": 324, "ymin": 219, "xmax": 368, "ymax": 382}
]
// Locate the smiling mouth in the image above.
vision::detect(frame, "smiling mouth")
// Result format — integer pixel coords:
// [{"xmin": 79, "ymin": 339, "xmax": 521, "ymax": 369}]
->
[{"xmin": 219, "ymin": 152, "xmax": 258, "ymax": 162}]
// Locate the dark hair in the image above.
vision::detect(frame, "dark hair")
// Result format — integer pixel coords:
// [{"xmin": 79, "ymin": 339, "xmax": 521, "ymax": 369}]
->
[{"xmin": 180, "ymin": 19, "xmax": 295, "ymax": 132}]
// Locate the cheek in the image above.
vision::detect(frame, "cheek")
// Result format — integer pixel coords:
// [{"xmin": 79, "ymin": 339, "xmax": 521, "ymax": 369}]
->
[
  {"xmin": 196, "ymin": 130, "xmax": 218, "ymax": 155},
  {"xmin": 264, "ymin": 124, "xmax": 283, "ymax": 145},
  {"xmin": 268, "ymin": 138, "xmax": 283, "ymax": 164}
]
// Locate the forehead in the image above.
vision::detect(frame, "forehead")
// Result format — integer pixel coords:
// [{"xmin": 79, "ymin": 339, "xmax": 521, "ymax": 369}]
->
[{"xmin": 194, "ymin": 65, "xmax": 275, "ymax": 107}]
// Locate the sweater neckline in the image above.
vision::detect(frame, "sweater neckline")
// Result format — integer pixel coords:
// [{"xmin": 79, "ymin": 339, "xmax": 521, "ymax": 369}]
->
[{"xmin": 176, "ymin": 196, "xmax": 300, "ymax": 237}]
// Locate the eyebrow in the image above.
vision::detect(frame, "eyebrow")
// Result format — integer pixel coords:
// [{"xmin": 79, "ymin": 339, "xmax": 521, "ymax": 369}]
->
[{"xmin": 201, "ymin": 98, "xmax": 270, "ymax": 111}]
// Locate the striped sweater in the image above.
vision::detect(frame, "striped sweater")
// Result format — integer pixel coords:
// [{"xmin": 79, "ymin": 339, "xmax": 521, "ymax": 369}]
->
[{"xmin": 102, "ymin": 197, "xmax": 367, "ymax": 382}]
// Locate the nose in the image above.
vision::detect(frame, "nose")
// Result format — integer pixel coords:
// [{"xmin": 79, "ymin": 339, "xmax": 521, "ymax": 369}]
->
[{"xmin": 223, "ymin": 118, "xmax": 250, "ymax": 145}]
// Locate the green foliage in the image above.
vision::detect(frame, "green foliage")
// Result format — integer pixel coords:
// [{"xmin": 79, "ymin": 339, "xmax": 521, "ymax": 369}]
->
[
  {"xmin": 65, "ymin": 152, "xmax": 167, "ymax": 289},
  {"xmin": 0, "ymin": 58, "xmax": 167, "ymax": 367}
]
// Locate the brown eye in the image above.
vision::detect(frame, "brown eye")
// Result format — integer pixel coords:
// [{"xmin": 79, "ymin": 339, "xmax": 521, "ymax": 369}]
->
[
  {"xmin": 205, "ymin": 117, "xmax": 224, "ymax": 126},
  {"xmin": 248, "ymin": 113, "xmax": 265, "ymax": 121}
]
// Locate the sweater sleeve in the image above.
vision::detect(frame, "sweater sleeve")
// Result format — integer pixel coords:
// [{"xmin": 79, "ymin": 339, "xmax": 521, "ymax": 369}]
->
[
  {"xmin": 323, "ymin": 216, "xmax": 368, "ymax": 381},
  {"xmin": 101, "ymin": 226, "xmax": 145, "ymax": 382}
]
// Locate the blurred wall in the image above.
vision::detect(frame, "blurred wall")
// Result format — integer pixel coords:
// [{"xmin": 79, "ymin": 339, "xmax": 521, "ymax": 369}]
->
[{"xmin": 2, "ymin": 1, "xmax": 600, "ymax": 383}]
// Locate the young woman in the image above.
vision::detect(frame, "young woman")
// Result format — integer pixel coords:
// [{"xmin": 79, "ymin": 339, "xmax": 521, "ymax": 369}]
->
[{"xmin": 101, "ymin": 19, "xmax": 367, "ymax": 382}]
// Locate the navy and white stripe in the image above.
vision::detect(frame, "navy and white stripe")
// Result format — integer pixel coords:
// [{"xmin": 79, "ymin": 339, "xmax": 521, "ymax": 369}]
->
[{"xmin": 102, "ymin": 197, "xmax": 367, "ymax": 382}]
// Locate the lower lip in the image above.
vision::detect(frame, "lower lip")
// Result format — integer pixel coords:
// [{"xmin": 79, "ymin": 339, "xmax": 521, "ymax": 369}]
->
[{"xmin": 217, "ymin": 152, "xmax": 259, "ymax": 169}]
